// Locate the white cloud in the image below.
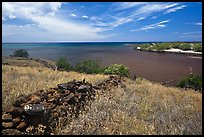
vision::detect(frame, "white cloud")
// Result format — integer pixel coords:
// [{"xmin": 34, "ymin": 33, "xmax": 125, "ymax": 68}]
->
[
  {"xmin": 131, "ymin": 20, "xmax": 170, "ymax": 32},
  {"xmin": 164, "ymin": 5, "xmax": 187, "ymax": 14},
  {"xmin": 2, "ymin": 17, "xmax": 6, "ymax": 20},
  {"xmin": 71, "ymin": 13, "xmax": 77, "ymax": 17},
  {"xmin": 186, "ymin": 22, "xmax": 202, "ymax": 26},
  {"xmin": 136, "ymin": 17, "xmax": 145, "ymax": 21},
  {"xmin": 196, "ymin": 23, "xmax": 202, "ymax": 26},
  {"xmin": 2, "ymin": 2, "xmax": 62, "ymax": 20},
  {"xmin": 82, "ymin": 15, "xmax": 88, "ymax": 18},
  {"xmin": 2, "ymin": 2, "xmax": 111, "ymax": 42}
]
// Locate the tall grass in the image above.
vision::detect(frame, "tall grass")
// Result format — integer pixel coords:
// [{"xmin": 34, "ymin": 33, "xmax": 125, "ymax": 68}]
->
[
  {"xmin": 2, "ymin": 65, "xmax": 109, "ymax": 111},
  {"xmin": 2, "ymin": 64, "xmax": 202, "ymax": 135},
  {"xmin": 61, "ymin": 78, "xmax": 202, "ymax": 135}
]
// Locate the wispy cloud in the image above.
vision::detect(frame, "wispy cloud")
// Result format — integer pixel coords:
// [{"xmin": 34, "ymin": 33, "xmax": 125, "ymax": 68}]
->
[
  {"xmin": 82, "ymin": 15, "xmax": 88, "ymax": 19},
  {"xmin": 91, "ymin": 2, "xmax": 186, "ymax": 31},
  {"xmin": 183, "ymin": 31, "xmax": 202, "ymax": 35},
  {"xmin": 151, "ymin": 16, "xmax": 157, "ymax": 19},
  {"xmin": 164, "ymin": 5, "xmax": 187, "ymax": 14},
  {"xmin": 186, "ymin": 22, "xmax": 202, "ymax": 26},
  {"xmin": 115, "ymin": 2, "xmax": 147, "ymax": 10},
  {"xmin": 130, "ymin": 20, "xmax": 170, "ymax": 32},
  {"xmin": 71, "ymin": 13, "xmax": 77, "ymax": 17},
  {"xmin": 196, "ymin": 22, "xmax": 202, "ymax": 26}
]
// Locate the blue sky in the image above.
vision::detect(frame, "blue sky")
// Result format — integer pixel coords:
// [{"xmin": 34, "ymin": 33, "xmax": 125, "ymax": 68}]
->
[{"xmin": 2, "ymin": 2, "xmax": 202, "ymax": 42}]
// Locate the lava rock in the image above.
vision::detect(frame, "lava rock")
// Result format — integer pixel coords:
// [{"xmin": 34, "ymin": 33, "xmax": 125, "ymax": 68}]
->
[
  {"xmin": 27, "ymin": 95, "xmax": 41, "ymax": 104},
  {"xmin": 16, "ymin": 121, "xmax": 27, "ymax": 129},
  {"xmin": 2, "ymin": 129, "xmax": 23, "ymax": 135},
  {"xmin": 12, "ymin": 117, "xmax": 22, "ymax": 125},
  {"xmin": 24, "ymin": 104, "xmax": 45, "ymax": 115},
  {"xmin": 2, "ymin": 122, "xmax": 13, "ymax": 128},
  {"xmin": 13, "ymin": 95, "xmax": 28, "ymax": 107},
  {"xmin": 2, "ymin": 113, "xmax": 13, "ymax": 121}
]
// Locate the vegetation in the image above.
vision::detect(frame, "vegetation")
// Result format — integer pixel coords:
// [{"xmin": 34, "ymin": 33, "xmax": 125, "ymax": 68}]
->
[
  {"xmin": 104, "ymin": 64, "xmax": 129, "ymax": 76},
  {"xmin": 11, "ymin": 49, "xmax": 29, "ymax": 58},
  {"xmin": 193, "ymin": 43, "xmax": 202, "ymax": 52},
  {"xmin": 56, "ymin": 57, "xmax": 70, "ymax": 71},
  {"xmin": 74, "ymin": 60, "xmax": 103, "ymax": 74},
  {"xmin": 177, "ymin": 74, "xmax": 202, "ymax": 91},
  {"xmin": 2, "ymin": 57, "xmax": 202, "ymax": 135},
  {"xmin": 56, "ymin": 57, "xmax": 129, "ymax": 76},
  {"xmin": 134, "ymin": 42, "xmax": 202, "ymax": 52}
]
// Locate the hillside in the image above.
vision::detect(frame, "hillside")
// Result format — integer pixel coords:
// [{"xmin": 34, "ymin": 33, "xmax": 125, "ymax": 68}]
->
[{"xmin": 2, "ymin": 57, "xmax": 202, "ymax": 135}]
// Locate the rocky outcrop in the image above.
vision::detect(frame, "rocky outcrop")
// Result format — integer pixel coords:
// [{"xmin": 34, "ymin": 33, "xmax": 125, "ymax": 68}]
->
[{"xmin": 2, "ymin": 75, "xmax": 122, "ymax": 135}]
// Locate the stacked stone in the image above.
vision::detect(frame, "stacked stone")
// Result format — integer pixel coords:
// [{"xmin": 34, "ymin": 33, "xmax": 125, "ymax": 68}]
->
[
  {"xmin": 98, "ymin": 75, "xmax": 122, "ymax": 90},
  {"xmin": 2, "ymin": 76, "xmax": 122, "ymax": 135}
]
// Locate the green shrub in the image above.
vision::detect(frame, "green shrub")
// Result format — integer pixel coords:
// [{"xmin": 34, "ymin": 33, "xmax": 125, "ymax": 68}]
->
[
  {"xmin": 12, "ymin": 49, "xmax": 29, "ymax": 58},
  {"xmin": 56, "ymin": 57, "xmax": 70, "ymax": 71},
  {"xmin": 103, "ymin": 64, "xmax": 129, "ymax": 77},
  {"xmin": 74, "ymin": 60, "xmax": 102, "ymax": 74},
  {"xmin": 177, "ymin": 74, "xmax": 202, "ymax": 91},
  {"xmin": 179, "ymin": 43, "xmax": 191, "ymax": 51},
  {"xmin": 193, "ymin": 43, "xmax": 202, "ymax": 52}
]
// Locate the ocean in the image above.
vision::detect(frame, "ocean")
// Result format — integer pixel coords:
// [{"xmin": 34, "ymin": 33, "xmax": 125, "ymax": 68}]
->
[{"xmin": 2, "ymin": 42, "xmax": 202, "ymax": 86}]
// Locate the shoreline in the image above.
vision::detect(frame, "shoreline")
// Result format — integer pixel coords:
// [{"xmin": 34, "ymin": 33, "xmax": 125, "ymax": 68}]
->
[{"xmin": 135, "ymin": 48, "xmax": 202, "ymax": 56}]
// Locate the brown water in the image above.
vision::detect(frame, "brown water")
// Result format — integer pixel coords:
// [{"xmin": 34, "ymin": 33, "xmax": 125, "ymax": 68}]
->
[{"xmin": 99, "ymin": 50, "xmax": 202, "ymax": 86}]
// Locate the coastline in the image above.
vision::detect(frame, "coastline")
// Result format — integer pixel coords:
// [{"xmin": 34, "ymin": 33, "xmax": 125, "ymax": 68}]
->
[{"xmin": 135, "ymin": 48, "xmax": 202, "ymax": 56}]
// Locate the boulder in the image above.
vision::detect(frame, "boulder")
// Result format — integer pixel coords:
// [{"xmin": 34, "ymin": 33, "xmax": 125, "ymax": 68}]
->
[
  {"xmin": 5, "ymin": 106, "xmax": 16, "ymax": 114},
  {"xmin": 27, "ymin": 95, "xmax": 41, "ymax": 104},
  {"xmin": 2, "ymin": 113, "xmax": 13, "ymax": 121},
  {"xmin": 24, "ymin": 104, "xmax": 45, "ymax": 115},
  {"xmin": 2, "ymin": 122, "xmax": 13, "ymax": 128},
  {"xmin": 12, "ymin": 117, "xmax": 22, "ymax": 125},
  {"xmin": 2, "ymin": 129, "xmax": 23, "ymax": 135},
  {"xmin": 16, "ymin": 121, "xmax": 27, "ymax": 129},
  {"xmin": 13, "ymin": 95, "xmax": 28, "ymax": 107}
]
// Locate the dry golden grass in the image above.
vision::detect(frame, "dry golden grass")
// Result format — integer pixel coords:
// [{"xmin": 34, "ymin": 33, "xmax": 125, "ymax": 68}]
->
[
  {"xmin": 2, "ymin": 56, "xmax": 55, "ymax": 68},
  {"xmin": 2, "ymin": 60, "xmax": 202, "ymax": 135},
  {"xmin": 61, "ymin": 77, "xmax": 202, "ymax": 135},
  {"xmin": 2, "ymin": 65, "xmax": 108, "ymax": 111}
]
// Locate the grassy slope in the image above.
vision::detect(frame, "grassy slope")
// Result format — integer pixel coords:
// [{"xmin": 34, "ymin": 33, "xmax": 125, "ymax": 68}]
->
[{"xmin": 2, "ymin": 58, "xmax": 202, "ymax": 135}]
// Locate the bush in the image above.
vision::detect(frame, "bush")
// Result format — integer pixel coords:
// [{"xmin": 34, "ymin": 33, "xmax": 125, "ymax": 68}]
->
[
  {"xmin": 12, "ymin": 49, "xmax": 29, "ymax": 58},
  {"xmin": 179, "ymin": 43, "xmax": 191, "ymax": 51},
  {"xmin": 103, "ymin": 64, "xmax": 129, "ymax": 77},
  {"xmin": 74, "ymin": 60, "xmax": 102, "ymax": 74},
  {"xmin": 56, "ymin": 57, "xmax": 70, "ymax": 71},
  {"xmin": 177, "ymin": 74, "xmax": 202, "ymax": 91},
  {"xmin": 193, "ymin": 43, "xmax": 202, "ymax": 52}
]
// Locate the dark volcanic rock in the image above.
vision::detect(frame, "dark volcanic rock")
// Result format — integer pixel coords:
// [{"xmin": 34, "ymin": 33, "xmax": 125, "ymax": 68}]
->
[
  {"xmin": 13, "ymin": 95, "xmax": 28, "ymax": 107},
  {"xmin": 2, "ymin": 76, "xmax": 122, "ymax": 135},
  {"xmin": 16, "ymin": 121, "xmax": 27, "ymax": 129},
  {"xmin": 12, "ymin": 117, "xmax": 22, "ymax": 126},
  {"xmin": 24, "ymin": 104, "xmax": 45, "ymax": 115},
  {"xmin": 27, "ymin": 94, "xmax": 41, "ymax": 104}
]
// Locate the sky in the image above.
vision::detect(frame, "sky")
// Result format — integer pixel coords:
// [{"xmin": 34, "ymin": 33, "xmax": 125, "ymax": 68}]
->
[{"xmin": 2, "ymin": 2, "xmax": 202, "ymax": 42}]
